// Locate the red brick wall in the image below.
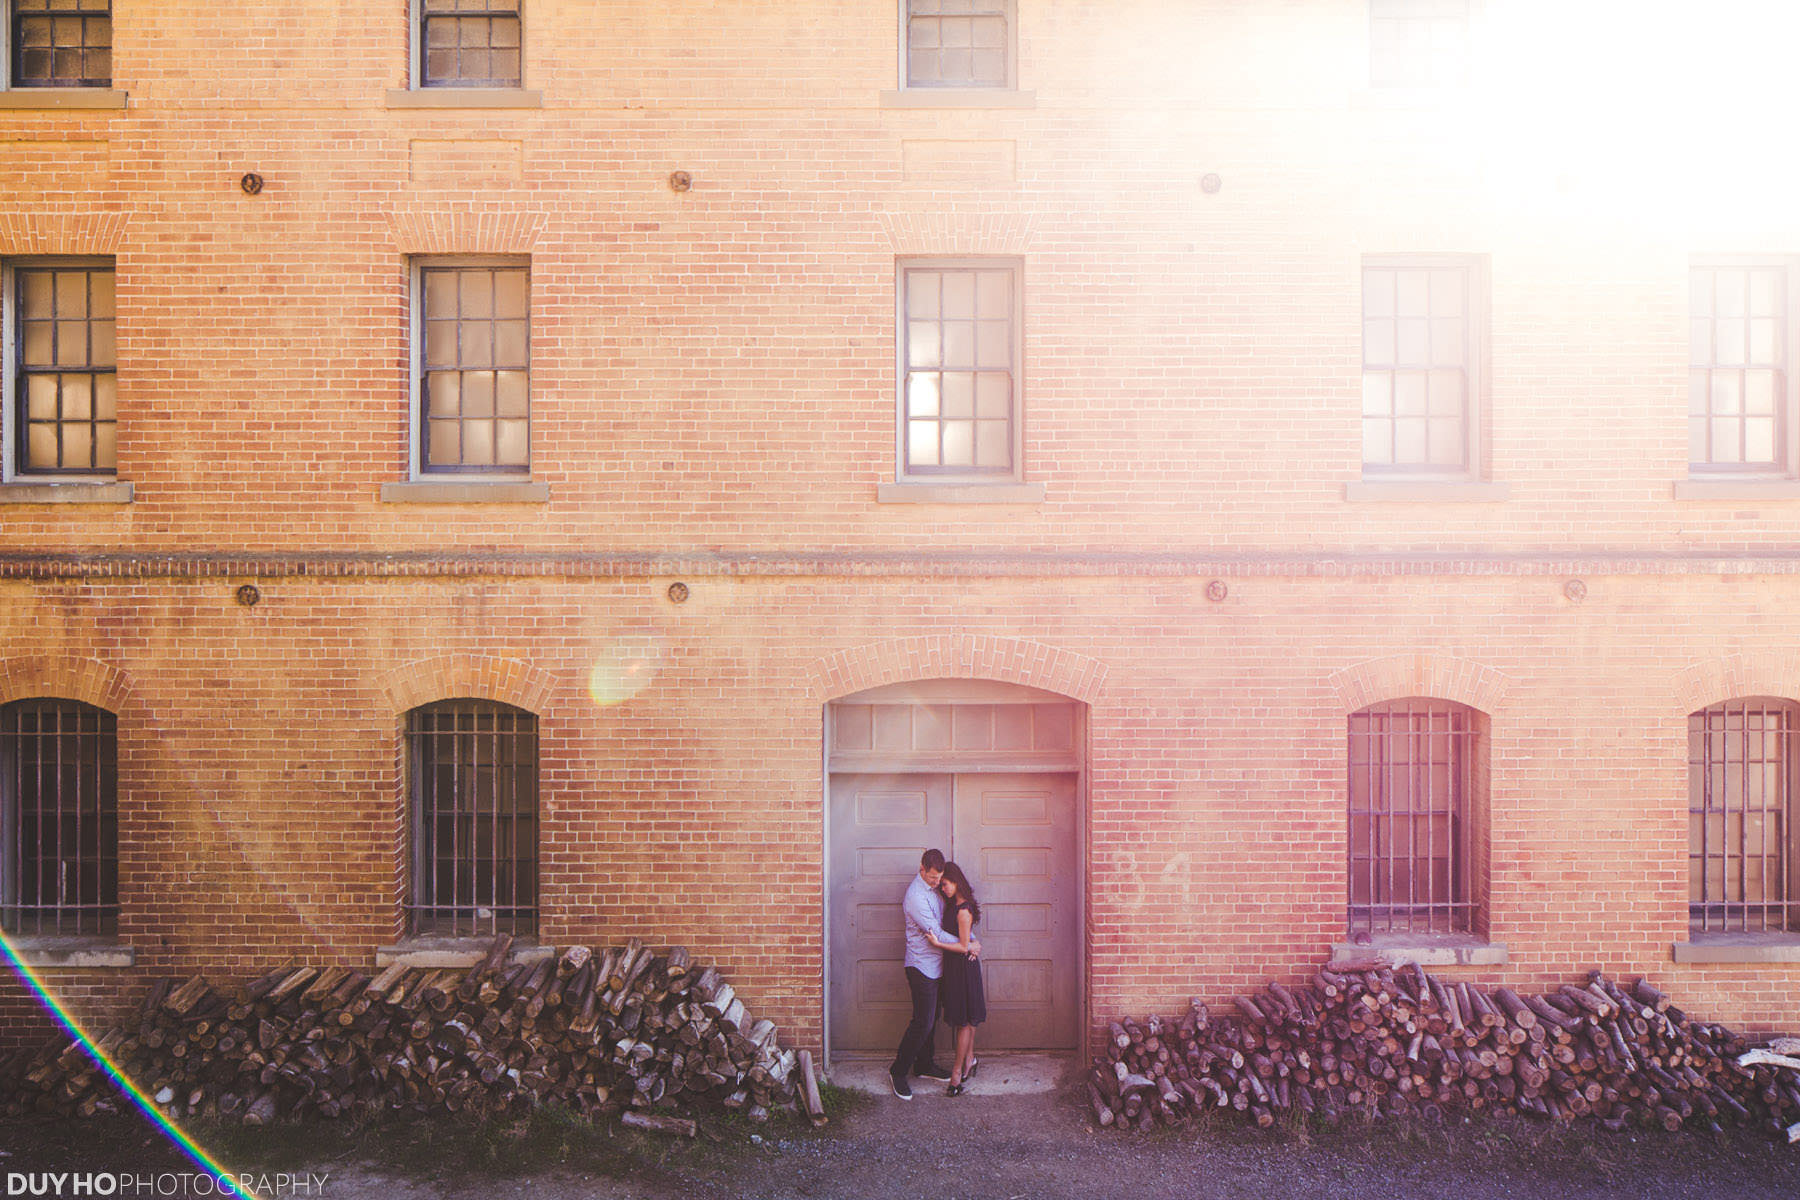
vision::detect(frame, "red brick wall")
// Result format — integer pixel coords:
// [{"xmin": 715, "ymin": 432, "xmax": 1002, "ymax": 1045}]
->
[
  {"xmin": 3, "ymin": 3, "xmax": 1798, "ymax": 1053},
  {"xmin": 3, "ymin": 572, "xmax": 1799, "ymax": 1053}
]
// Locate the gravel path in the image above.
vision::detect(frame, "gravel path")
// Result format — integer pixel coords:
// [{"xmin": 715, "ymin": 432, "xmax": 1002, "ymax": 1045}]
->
[{"xmin": 7, "ymin": 1063, "xmax": 1800, "ymax": 1199}]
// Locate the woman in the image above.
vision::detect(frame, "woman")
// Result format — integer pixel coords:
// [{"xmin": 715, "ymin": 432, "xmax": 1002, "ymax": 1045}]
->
[{"xmin": 927, "ymin": 860, "xmax": 986, "ymax": 1095}]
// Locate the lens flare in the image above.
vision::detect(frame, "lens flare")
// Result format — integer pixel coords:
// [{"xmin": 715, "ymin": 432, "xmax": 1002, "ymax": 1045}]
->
[
  {"xmin": 586, "ymin": 630, "xmax": 667, "ymax": 706},
  {"xmin": 0, "ymin": 932, "xmax": 246, "ymax": 1195}
]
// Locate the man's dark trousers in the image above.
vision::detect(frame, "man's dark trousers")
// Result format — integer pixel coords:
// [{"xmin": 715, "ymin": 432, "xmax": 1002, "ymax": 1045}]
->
[{"xmin": 891, "ymin": 966, "xmax": 942, "ymax": 1077}]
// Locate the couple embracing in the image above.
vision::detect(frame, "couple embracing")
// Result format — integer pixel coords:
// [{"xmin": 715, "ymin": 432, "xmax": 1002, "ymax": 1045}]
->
[{"xmin": 891, "ymin": 848, "xmax": 987, "ymax": 1099}]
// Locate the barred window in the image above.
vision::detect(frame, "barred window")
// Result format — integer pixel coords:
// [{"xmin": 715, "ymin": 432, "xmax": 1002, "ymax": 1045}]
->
[
  {"xmin": 13, "ymin": 261, "xmax": 116, "ymax": 476},
  {"xmin": 406, "ymin": 700, "xmax": 538, "ymax": 938},
  {"xmin": 900, "ymin": 260, "xmax": 1019, "ymax": 479},
  {"xmin": 1688, "ymin": 698, "xmax": 1797, "ymax": 934},
  {"xmin": 11, "ymin": 1, "xmax": 111, "ymax": 88},
  {"xmin": 420, "ymin": 0, "xmax": 522, "ymax": 88},
  {"xmin": 416, "ymin": 260, "xmax": 530, "ymax": 474},
  {"xmin": 1347, "ymin": 700, "xmax": 1478, "ymax": 936},
  {"xmin": 1689, "ymin": 263, "xmax": 1790, "ymax": 472},
  {"xmin": 905, "ymin": 0, "xmax": 1012, "ymax": 89},
  {"xmin": 1, "ymin": 699, "xmax": 118, "ymax": 937},
  {"xmin": 1369, "ymin": 0, "xmax": 1468, "ymax": 89},
  {"xmin": 1362, "ymin": 258, "xmax": 1478, "ymax": 475}
]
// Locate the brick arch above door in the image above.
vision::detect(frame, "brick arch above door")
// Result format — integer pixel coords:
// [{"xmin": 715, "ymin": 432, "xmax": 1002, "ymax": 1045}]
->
[
  {"xmin": 806, "ymin": 635, "xmax": 1108, "ymax": 705},
  {"xmin": 0, "ymin": 655, "xmax": 132, "ymax": 713}
]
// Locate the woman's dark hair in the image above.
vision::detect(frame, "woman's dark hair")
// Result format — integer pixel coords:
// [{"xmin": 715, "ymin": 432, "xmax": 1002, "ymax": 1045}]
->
[{"xmin": 940, "ymin": 861, "xmax": 981, "ymax": 926}]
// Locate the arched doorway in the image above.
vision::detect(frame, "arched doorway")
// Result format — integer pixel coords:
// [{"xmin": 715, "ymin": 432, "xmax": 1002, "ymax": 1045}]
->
[{"xmin": 825, "ymin": 680, "xmax": 1084, "ymax": 1057}]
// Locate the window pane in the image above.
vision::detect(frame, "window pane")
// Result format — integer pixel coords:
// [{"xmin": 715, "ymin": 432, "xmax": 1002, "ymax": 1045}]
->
[
  {"xmin": 975, "ymin": 419, "xmax": 1010, "ymax": 468},
  {"xmin": 907, "ymin": 321, "xmax": 941, "ymax": 368},
  {"xmin": 495, "ymin": 419, "xmax": 528, "ymax": 465},
  {"xmin": 426, "ymin": 371, "xmax": 460, "ymax": 417},
  {"xmin": 496, "ymin": 370, "xmax": 528, "ymax": 417},
  {"xmin": 907, "ymin": 273, "xmax": 940, "ymax": 318},
  {"xmin": 1362, "ymin": 372, "xmax": 1392, "ymax": 417},
  {"xmin": 907, "ymin": 372, "xmax": 940, "ymax": 418},
  {"xmin": 494, "ymin": 269, "xmax": 528, "ymax": 318},
  {"xmin": 941, "ymin": 420, "xmax": 974, "ymax": 465},
  {"xmin": 907, "ymin": 419, "xmax": 939, "ymax": 467},
  {"xmin": 942, "ymin": 371, "xmax": 974, "ymax": 418},
  {"xmin": 976, "ymin": 372, "xmax": 1009, "ymax": 418}
]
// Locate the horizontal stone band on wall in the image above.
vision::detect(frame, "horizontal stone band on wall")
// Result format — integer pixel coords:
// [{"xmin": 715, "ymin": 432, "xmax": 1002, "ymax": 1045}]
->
[{"xmin": 5, "ymin": 550, "xmax": 1800, "ymax": 580}]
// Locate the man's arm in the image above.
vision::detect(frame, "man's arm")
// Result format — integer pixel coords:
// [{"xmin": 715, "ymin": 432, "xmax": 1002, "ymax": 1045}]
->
[{"xmin": 902, "ymin": 884, "xmax": 940, "ymax": 941}]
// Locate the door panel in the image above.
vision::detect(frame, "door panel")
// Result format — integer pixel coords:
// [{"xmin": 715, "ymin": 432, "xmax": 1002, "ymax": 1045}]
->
[
  {"xmin": 828, "ymin": 773, "xmax": 952, "ymax": 1052},
  {"xmin": 951, "ymin": 773, "xmax": 1078, "ymax": 1050}
]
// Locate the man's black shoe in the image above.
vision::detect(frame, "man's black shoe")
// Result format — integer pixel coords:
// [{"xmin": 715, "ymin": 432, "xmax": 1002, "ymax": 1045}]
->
[
  {"xmin": 914, "ymin": 1064, "xmax": 953, "ymax": 1081},
  {"xmin": 891, "ymin": 1072, "xmax": 913, "ymax": 1100}
]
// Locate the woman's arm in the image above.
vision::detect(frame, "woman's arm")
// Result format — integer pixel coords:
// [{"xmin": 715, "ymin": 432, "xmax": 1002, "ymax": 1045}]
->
[{"xmin": 931, "ymin": 908, "xmax": 975, "ymax": 956}]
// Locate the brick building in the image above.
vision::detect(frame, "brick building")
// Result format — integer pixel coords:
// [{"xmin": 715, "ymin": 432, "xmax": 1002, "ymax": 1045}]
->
[{"xmin": 2, "ymin": 2, "xmax": 1798, "ymax": 1064}]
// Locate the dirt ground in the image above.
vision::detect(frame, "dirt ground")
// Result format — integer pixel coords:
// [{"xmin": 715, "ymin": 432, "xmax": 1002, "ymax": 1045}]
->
[{"xmin": 5, "ymin": 1063, "xmax": 1800, "ymax": 1199}]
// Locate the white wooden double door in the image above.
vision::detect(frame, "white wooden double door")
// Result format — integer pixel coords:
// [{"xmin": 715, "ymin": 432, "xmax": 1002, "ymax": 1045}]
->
[{"xmin": 828, "ymin": 771, "xmax": 1078, "ymax": 1053}]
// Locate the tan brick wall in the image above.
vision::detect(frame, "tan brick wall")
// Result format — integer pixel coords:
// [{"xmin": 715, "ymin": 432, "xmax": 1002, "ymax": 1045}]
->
[{"xmin": 2, "ymin": 3, "xmax": 1798, "ymax": 1051}]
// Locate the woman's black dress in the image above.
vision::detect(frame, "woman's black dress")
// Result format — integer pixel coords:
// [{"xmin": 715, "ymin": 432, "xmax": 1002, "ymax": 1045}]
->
[{"xmin": 938, "ymin": 900, "xmax": 987, "ymax": 1027}]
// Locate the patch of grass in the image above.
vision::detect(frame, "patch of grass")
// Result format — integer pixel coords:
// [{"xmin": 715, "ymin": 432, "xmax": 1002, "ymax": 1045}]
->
[{"xmin": 817, "ymin": 1082, "xmax": 872, "ymax": 1126}]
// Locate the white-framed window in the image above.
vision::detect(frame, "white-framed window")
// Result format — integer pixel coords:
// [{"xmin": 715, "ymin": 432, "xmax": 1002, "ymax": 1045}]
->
[
  {"xmin": 897, "ymin": 258, "xmax": 1023, "ymax": 483},
  {"xmin": 1689, "ymin": 259, "xmax": 1798, "ymax": 475},
  {"xmin": 6, "ymin": 1, "xmax": 111, "ymax": 89},
  {"xmin": 411, "ymin": 257, "xmax": 531, "ymax": 477},
  {"xmin": 1368, "ymin": 0, "xmax": 1469, "ymax": 89},
  {"xmin": 1361, "ymin": 254, "xmax": 1486, "ymax": 478},
  {"xmin": 902, "ymin": 0, "xmax": 1014, "ymax": 89},
  {"xmin": 413, "ymin": 0, "xmax": 523, "ymax": 89},
  {"xmin": 2, "ymin": 257, "xmax": 116, "ymax": 481}
]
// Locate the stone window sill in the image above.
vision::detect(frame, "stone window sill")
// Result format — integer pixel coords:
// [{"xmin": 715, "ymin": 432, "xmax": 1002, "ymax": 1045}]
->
[
  {"xmin": 4, "ymin": 935, "xmax": 134, "ymax": 968},
  {"xmin": 1330, "ymin": 934, "xmax": 1508, "ymax": 968},
  {"xmin": 0, "ymin": 89, "xmax": 128, "ymax": 110},
  {"xmin": 877, "ymin": 481, "xmax": 1044, "ymax": 505},
  {"xmin": 381, "ymin": 480, "xmax": 549, "ymax": 504},
  {"xmin": 0, "ymin": 480, "xmax": 133, "ymax": 504},
  {"xmin": 1671, "ymin": 934, "xmax": 1800, "ymax": 964},
  {"xmin": 375, "ymin": 938, "xmax": 553, "ymax": 969},
  {"xmin": 878, "ymin": 88, "xmax": 1037, "ymax": 109},
  {"xmin": 1344, "ymin": 479, "xmax": 1509, "ymax": 503},
  {"xmin": 386, "ymin": 88, "xmax": 543, "ymax": 109},
  {"xmin": 1672, "ymin": 477, "xmax": 1800, "ymax": 501}
]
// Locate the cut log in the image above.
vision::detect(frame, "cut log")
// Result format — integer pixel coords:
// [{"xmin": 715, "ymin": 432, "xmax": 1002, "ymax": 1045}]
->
[{"xmin": 797, "ymin": 1049, "xmax": 827, "ymax": 1127}]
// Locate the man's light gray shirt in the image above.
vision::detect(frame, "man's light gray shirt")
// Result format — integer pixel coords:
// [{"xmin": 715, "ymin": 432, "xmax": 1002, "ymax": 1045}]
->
[{"xmin": 901, "ymin": 872, "xmax": 947, "ymax": 979}]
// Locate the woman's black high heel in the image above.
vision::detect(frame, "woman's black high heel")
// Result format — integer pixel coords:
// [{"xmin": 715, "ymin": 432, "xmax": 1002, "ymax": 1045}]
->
[
  {"xmin": 946, "ymin": 1083, "xmax": 964, "ymax": 1097},
  {"xmin": 965, "ymin": 1057, "xmax": 978, "ymax": 1080}
]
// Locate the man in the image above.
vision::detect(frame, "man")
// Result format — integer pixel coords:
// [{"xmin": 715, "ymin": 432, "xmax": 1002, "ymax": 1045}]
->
[{"xmin": 890, "ymin": 847, "xmax": 978, "ymax": 1099}]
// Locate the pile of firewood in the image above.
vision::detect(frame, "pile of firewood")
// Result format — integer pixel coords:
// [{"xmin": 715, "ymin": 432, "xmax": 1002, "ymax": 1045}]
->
[
  {"xmin": 1090, "ymin": 964, "xmax": 1800, "ymax": 1143},
  {"xmin": 0, "ymin": 935, "xmax": 828, "ymax": 1133}
]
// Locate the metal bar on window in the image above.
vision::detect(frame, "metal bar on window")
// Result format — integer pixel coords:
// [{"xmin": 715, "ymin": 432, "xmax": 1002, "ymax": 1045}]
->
[
  {"xmin": 0, "ymin": 700, "xmax": 116, "ymax": 936},
  {"xmin": 1689, "ymin": 698, "xmax": 1799, "ymax": 934},
  {"xmin": 406, "ymin": 700, "xmax": 536, "ymax": 937},
  {"xmin": 1347, "ymin": 701, "xmax": 1474, "ymax": 936}
]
